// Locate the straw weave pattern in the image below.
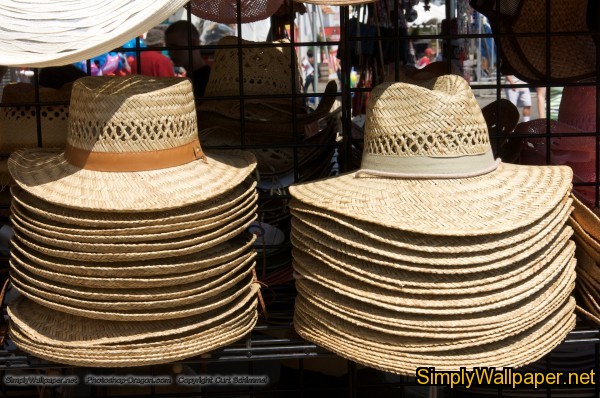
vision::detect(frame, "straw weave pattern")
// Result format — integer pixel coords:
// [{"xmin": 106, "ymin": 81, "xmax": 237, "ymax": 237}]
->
[
  {"xmin": 67, "ymin": 77, "xmax": 197, "ymax": 152},
  {"xmin": 364, "ymin": 79, "xmax": 489, "ymax": 157},
  {"xmin": 190, "ymin": 0, "xmax": 283, "ymax": 24},
  {"xmin": 205, "ymin": 37, "xmax": 301, "ymax": 98}
]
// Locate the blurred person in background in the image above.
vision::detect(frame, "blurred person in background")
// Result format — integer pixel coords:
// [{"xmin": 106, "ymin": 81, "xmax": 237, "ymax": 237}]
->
[
  {"xmin": 165, "ymin": 21, "xmax": 210, "ymax": 98},
  {"xmin": 130, "ymin": 28, "xmax": 175, "ymax": 77}
]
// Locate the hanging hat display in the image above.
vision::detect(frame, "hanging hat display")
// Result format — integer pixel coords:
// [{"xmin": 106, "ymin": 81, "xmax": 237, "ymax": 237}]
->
[
  {"xmin": 470, "ymin": 0, "xmax": 597, "ymax": 83},
  {"xmin": 289, "ymin": 74, "xmax": 576, "ymax": 374}
]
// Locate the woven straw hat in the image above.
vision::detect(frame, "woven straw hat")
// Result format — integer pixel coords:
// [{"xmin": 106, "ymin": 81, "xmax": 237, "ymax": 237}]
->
[
  {"xmin": 470, "ymin": 0, "xmax": 596, "ymax": 83},
  {"xmin": 294, "ymin": 297, "xmax": 575, "ymax": 375},
  {"xmin": 10, "ymin": 233, "xmax": 255, "ymax": 278},
  {"xmin": 8, "ymin": 76, "xmax": 257, "ymax": 212},
  {"xmin": 8, "ymin": 286, "xmax": 258, "ymax": 367},
  {"xmin": 190, "ymin": 0, "xmax": 284, "ymax": 24},
  {"xmin": 0, "ymin": 0, "xmax": 189, "ymax": 67},
  {"xmin": 289, "ymin": 75, "xmax": 572, "ymax": 236},
  {"xmin": 298, "ymin": 0, "xmax": 377, "ymax": 4},
  {"xmin": 10, "ymin": 179, "xmax": 257, "ymax": 228},
  {"xmin": 0, "ymin": 83, "xmax": 71, "ymax": 151},
  {"xmin": 198, "ymin": 36, "xmax": 337, "ymax": 137}
]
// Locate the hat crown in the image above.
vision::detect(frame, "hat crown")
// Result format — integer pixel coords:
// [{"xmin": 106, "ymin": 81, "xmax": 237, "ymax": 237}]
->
[
  {"xmin": 67, "ymin": 76, "xmax": 198, "ymax": 153},
  {"xmin": 361, "ymin": 75, "xmax": 493, "ymax": 175},
  {"xmin": 204, "ymin": 36, "xmax": 302, "ymax": 97}
]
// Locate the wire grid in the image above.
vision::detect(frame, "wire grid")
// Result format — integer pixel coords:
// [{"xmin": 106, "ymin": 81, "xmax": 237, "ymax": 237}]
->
[{"xmin": 0, "ymin": 0, "xmax": 599, "ymax": 397}]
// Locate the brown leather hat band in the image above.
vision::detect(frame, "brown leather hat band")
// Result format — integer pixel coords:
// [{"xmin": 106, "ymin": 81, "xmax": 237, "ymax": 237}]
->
[{"xmin": 64, "ymin": 139, "xmax": 206, "ymax": 172}]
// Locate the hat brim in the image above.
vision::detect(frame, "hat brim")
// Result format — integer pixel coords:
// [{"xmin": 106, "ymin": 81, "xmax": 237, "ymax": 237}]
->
[
  {"xmin": 10, "ymin": 233, "xmax": 255, "ymax": 278},
  {"xmin": 289, "ymin": 162, "xmax": 572, "ymax": 236},
  {"xmin": 293, "ymin": 297, "xmax": 575, "ymax": 375},
  {"xmin": 0, "ymin": 0, "xmax": 189, "ymax": 67},
  {"xmin": 9, "ymin": 149, "xmax": 257, "ymax": 212}
]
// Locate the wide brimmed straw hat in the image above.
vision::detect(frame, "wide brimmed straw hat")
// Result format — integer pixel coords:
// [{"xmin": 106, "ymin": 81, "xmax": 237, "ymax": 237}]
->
[
  {"xmin": 294, "ymin": 297, "xmax": 575, "ymax": 375},
  {"xmin": 470, "ymin": 0, "xmax": 597, "ymax": 83},
  {"xmin": 8, "ymin": 285, "xmax": 259, "ymax": 367},
  {"xmin": 0, "ymin": 0, "xmax": 189, "ymax": 67},
  {"xmin": 8, "ymin": 76, "xmax": 257, "ymax": 212},
  {"xmin": 190, "ymin": 0, "xmax": 284, "ymax": 24},
  {"xmin": 289, "ymin": 75, "xmax": 572, "ymax": 236}
]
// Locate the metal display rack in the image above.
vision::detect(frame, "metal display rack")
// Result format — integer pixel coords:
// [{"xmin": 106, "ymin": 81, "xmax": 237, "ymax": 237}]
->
[{"xmin": 0, "ymin": 1, "xmax": 599, "ymax": 396}]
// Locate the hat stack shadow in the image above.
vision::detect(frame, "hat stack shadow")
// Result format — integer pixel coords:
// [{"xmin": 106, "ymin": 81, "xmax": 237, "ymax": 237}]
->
[
  {"xmin": 197, "ymin": 36, "xmax": 340, "ymax": 289},
  {"xmin": 5, "ymin": 75, "xmax": 261, "ymax": 367},
  {"xmin": 289, "ymin": 75, "xmax": 577, "ymax": 375}
]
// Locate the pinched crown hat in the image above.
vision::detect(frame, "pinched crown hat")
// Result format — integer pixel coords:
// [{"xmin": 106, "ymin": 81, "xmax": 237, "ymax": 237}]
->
[
  {"xmin": 289, "ymin": 75, "xmax": 573, "ymax": 236},
  {"xmin": 8, "ymin": 75, "xmax": 256, "ymax": 212}
]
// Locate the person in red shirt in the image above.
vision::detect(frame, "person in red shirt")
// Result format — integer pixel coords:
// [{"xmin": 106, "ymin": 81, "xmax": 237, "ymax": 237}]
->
[{"xmin": 130, "ymin": 28, "xmax": 175, "ymax": 77}]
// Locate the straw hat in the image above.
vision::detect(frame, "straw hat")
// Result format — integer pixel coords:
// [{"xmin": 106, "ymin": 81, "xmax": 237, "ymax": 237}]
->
[
  {"xmin": 10, "ymin": 233, "xmax": 255, "ymax": 278},
  {"xmin": 470, "ymin": 0, "xmax": 596, "ymax": 83},
  {"xmin": 10, "ymin": 179, "xmax": 257, "ymax": 228},
  {"xmin": 8, "ymin": 76, "xmax": 257, "ymax": 212},
  {"xmin": 190, "ymin": 0, "xmax": 284, "ymax": 24},
  {"xmin": 298, "ymin": 0, "xmax": 377, "ymax": 4},
  {"xmin": 289, "ymin": 75, "xmax": 572, "ymax": 236},
  {"xmin": 198, "ymin": 36, "xmax": 338, "ymax": 137},
  {"xmin": 8, "ymin": 286, "xmax": 259, "ymax": 367},
  {"xmin": 0, "ymin": 0, "xmax": 189, "ymax": 67}
]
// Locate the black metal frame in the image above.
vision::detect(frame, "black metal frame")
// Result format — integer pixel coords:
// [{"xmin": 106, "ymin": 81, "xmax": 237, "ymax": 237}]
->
[{"xmin": 0, "ymin": 0, "xmax": 599, "ymax": 396}]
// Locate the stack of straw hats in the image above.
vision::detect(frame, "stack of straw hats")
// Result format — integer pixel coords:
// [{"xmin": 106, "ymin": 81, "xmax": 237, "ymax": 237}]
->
[
  {"xmin": 569, "ymin": 195, "xmax": 600, "ymax": 325},
  {"xmin": 6, "ymin": 75, "xmax": 261, "ymax": 367},
  {"xmin": 289, "ymin": 75, "xmax": 576, "ymax": 374}
]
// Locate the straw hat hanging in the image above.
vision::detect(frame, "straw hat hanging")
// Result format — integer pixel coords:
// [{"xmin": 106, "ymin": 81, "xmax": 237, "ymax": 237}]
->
[
  {"xmin": 470, "ymin": 0, "xmax": 597, "ymax": 83},
  {"xmin": 289, "ymin": 74, "xmax": 576, "ymax": 375},
  {"xmin": 0, "ymin": 1, "xmax": 189, "ymax": 67}
]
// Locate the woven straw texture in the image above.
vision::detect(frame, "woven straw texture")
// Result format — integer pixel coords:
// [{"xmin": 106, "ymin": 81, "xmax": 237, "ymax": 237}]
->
[
  {"xmin": 10, "ymin": 249, "xmax": 255, "ymax": 291},
  {"xmin": 10, "ymin": 191, "xmax": 257, "ymax": 242},
  {"xmin": 204, "ymin": 36, "xmax": 301, "ymax": 98},
  {"xmin": 293, "ymin": 247, "xmax": 574, "ymax": 315},
  {"xmin": 363, "ymin": 78, "xmax": 489, "ymax": 158},
  {"xmin": 0, "ymin": 0, "xmax": 189, "ymax": 67},
  {"xmin": 471, "ymin": 0, "xmax": 596, "ymax": 83},
  {"xmin": 295, "ymin": 269, "xmax": 574, "ymax": 333},
  {"xmin": 8, "ymin": 76, "xmax": 257, "ymax": 211},
  {"xmin": 294, "ymin": 297, "xmax": 575, "ymax": 375},
  {"xmin": 291, "ymin": 213, "xmax": 572, "ymax": 270},
  {"xmin": 190, "ymin": 0, "xmax": 283, "ymax": 24},
  {"xmin": 290, "ymin": 193, "xmax": 571, "ymax": 254},
  {"xmin": 10, "ymin": 234, "xmax": 255, "ymax": 278},
  {"xmin": 0, "ymin": 83, "xmax": 71, "ymax": 151},
  {"xmin": 9, "ymin": 289, "xmax": 258, "ymax": 367},
  {"xmin": 10, "ymin": 203, "xmax": 256, "ymax": 252},
  {"xmin": 10, "ymin": 262, "xmax": 254, "ymax": 311},
  {"xmin": 66, "ymin": 77, "xmax": 197, "ymax": 153},
  {"xmin": 9, "ymin": 285, "xmax": 257, "ymax": 347},
  {"xmin": 11, "ymin": 273, "xmax": 256, "ymax": 321},
  {"xmin": 289, "ymin": 77, "xmax": 573, "ymax": 236},
  {"xmin": 10, "ymin": 179, "xmax": 256, "ymax": 228}
]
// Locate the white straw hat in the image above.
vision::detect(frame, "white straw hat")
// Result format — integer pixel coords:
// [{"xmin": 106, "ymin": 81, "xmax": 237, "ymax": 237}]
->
[
  {"xmin": 0, "ymin": 0, "xmax": 189, "ymax": 67},
  {"xmin": 8, "ymin": 76, "xmax": 257, "ymax": 212},
  {"xmin": 289, "ymin": 75, "xmax": 572, "ymax": 236}
]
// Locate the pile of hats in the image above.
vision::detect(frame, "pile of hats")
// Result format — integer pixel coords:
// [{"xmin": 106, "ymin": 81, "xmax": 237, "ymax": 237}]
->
[
  {"xmin": 198, "ymin": 36, "xmax": 340, "ymax": 287},
  {"xmin": 569, "ymin": 194, "xmax": 600, "ymax": 325},
  {"xmin": 6, "ymin": 75, "xmax": 261, "ymax": 367},
  {"xmin": 289, "ymin": 75, "xmax": 577, "ymax": 375}
]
